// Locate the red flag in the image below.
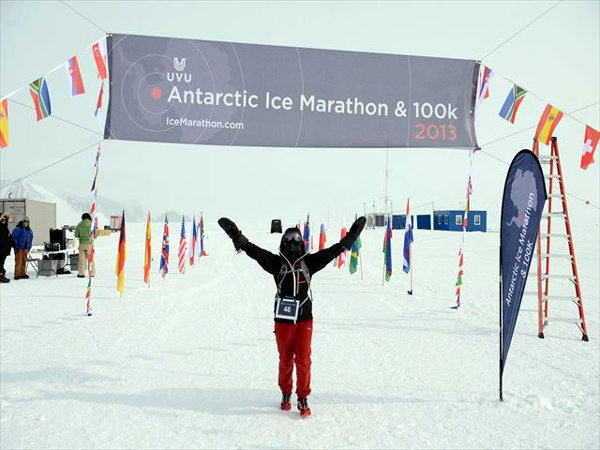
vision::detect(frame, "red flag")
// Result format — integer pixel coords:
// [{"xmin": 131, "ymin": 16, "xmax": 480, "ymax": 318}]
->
[
  {"xmin": 581, "ymin": 125, "xmax": 599, "ymax": 170},
  {"xmin": 336, "ymin": 217, "xmax": 347, "ymax": 268},
  {"xmin": 94, "ymin": 81, "xmax": 104, "ymax": 117},
  {"xmin": 319, "ymin": 223, "xmax": 326, "ymax": 250},
  {"xmin": 92, "ymin": 42, "xmax": 107, "ymax": 80}
]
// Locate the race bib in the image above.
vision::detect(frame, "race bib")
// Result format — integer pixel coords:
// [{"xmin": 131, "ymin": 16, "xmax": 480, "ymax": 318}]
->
[{"xmin": 275, "ymin": 297, "xmax": 300, "ymax": 321}]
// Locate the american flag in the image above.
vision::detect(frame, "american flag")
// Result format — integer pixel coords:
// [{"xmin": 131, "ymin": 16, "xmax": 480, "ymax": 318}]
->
[{"xmin": 178, "ymin": 217, "xmax": 187, "ymax": 274}]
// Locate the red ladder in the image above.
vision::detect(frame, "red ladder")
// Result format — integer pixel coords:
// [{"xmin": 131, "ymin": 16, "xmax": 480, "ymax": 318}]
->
[{"xmin": 532, "ymin": 137, "xmax": 589, "ymax": 341}]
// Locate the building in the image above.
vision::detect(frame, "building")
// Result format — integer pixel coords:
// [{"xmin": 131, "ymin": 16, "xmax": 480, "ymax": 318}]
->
[
  {"xmin": 416, "ymin": 214, "xmax": 431, "ymax": 230},
  {"xmin": 391, "ymin": 214, "xmax": 414, "ymax": 230},
  {"xmin": 433, "ymin": 210, "xmax": 487, "ymax": 232},
  {"xmin": 0, "ymin": 198, "xmax": 57, "ymax": 245}
]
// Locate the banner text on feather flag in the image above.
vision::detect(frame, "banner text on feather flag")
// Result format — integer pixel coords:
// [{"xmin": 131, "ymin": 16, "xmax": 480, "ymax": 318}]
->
[{"xmin": 105, "ymin": 34, "xmax": 479, "ymax": 149}]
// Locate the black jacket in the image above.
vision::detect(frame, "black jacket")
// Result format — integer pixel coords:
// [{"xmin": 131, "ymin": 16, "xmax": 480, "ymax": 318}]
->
[
  {"xmin": 243, "ymin": 242, "xmax": 345, "ymax": 322},
  {"xmin": 0, "ymin": 221, "xmax": 13, "ymax": 257}
]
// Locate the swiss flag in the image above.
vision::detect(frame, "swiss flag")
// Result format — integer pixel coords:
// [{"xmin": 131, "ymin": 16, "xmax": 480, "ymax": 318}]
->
[{"xmin": 581, "ymin": 125, "xmax": 599, "ymax": 170}]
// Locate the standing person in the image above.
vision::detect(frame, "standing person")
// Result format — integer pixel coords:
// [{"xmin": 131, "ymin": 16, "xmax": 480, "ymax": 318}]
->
[
  {"xmin": 75, "ymin": 213, "xmax": 95, "ymax": 278},
  {"xmin": 0, "ymin": 213, "xmax": 14, "ymax": 283},
  {"xmin": 12, "ymin": 216, "xmax": 33, "ymax": 280},
  {"xmin": 218, "ymin": 215, "xmax": 366, "ymax": 418}
]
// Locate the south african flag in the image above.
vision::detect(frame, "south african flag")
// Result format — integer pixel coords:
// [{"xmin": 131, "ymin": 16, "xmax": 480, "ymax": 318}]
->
[{"xmin": 29, "ymin": 77, "xmax": 52, "ymax": 121}]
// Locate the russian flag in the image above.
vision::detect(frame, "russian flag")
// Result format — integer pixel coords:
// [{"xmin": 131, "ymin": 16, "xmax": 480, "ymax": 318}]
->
[
  {"xmin": 319, "ymin": 222, "xmax": 326, "ymax": 250},
  {"xmin": 65, "ymin": 56, "xmax": 85, "ymax": 96}
]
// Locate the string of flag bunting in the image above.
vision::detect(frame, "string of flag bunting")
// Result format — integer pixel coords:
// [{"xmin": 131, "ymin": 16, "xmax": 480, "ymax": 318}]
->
[{"xmin": 453, "ymin": 148, "xmax": 474, "ymax": 309}]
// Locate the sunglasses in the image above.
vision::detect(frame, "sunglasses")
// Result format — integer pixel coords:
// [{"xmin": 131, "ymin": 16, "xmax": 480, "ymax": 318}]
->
[{"xmin": 282, "ymin": 233, "xmax": 302, "ymax": 243}]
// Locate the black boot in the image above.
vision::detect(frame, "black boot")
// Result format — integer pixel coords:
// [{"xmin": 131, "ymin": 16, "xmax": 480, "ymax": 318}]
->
[
  {"xmin": 0, "ymin": 274, "xmax": 9, "ymax": 283},
  {"xmin": 297, "ymin": 397, "xmax": 311, "ymax": 418},
  {"xmin": 280, "ymin": 393, "xmax": 291, "ymax": 411}
]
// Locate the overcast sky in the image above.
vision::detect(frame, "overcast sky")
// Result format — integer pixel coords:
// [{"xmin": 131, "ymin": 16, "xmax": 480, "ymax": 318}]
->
[{"xmin": 1, "ymin": 1, "xmax": 598, "ymax": 230}]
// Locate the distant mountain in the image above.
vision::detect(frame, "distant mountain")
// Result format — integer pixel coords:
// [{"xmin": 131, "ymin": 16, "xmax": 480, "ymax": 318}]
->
[
  {"xmin": 0, "ymin": 179, "xmax": 107, "ymax": 226},
  {"xmin": 0, "ymin": 179, "xmax": 46, "ymax": 201},
  {"xmin": 1, "ymin": 179, "xmax": 189, "ymax": 225},
  {"xmin": 66, "ymin": 195, "xmax": 146, "ymax": 222},
  {"xmin": 156, "ymin": 210, "xmax": 192, "ymax": 224}
]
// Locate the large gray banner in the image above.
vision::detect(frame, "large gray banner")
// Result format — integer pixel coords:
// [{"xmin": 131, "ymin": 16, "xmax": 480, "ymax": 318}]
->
[{"xmin": 104, "ymin": 33, "xmax": 479, "ymax": 149}]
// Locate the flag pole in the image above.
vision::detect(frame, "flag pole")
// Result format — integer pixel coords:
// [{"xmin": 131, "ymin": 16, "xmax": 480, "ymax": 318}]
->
[
  {"xmin": 499, "ymin": 243, "xmax": 504, "ymax": 402},
  {"xmin": 359, "ymin": 250, "xmax": 364, "ymax": 283},
  {"xmin": 408, "ymin": 245, "xmax": 413, "ymax": 295},
  {"xmin": 381, "ymin": 216, "xmax": 387, "ymax": 286}
]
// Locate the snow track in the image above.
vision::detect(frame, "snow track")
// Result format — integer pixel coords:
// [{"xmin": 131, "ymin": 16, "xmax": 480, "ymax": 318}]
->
[{"xmin": 1, "ymin": 223, "xmax": 598, "ymax": 449}]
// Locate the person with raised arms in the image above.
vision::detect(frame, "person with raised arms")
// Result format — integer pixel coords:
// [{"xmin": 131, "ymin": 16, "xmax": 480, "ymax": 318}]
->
[{"xmin": 218, "ymin": 215, "xmax": 366, "ymax": 418}]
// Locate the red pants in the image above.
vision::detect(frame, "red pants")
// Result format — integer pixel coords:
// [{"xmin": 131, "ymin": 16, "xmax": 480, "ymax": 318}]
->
[{"xmin": 274, "ymin": 319, "xmax": 313, "ymax": 398}]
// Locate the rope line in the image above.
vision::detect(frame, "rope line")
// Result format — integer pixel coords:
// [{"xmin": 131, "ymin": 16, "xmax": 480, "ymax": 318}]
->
[{"xmin": 481, "ymin": 0, "xmax": 564, "ymax": 61}]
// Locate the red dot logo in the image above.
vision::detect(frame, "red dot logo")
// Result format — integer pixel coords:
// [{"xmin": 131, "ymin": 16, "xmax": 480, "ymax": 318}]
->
[{"xmin": 151, "ymin": 87, "xmax": 162, "ymax": 100}]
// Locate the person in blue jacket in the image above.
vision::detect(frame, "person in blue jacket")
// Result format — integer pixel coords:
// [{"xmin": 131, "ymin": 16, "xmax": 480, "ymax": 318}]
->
[{"xmin": 12, "ymin": 216, "xmax": 33, "ymax": 280}]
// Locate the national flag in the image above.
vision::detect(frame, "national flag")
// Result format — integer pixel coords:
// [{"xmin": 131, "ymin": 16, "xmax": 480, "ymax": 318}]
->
[
  {"xmin": 115, "ymin": 211, "xmax": 126, "ymax": 295},
  {"xmin": 402, "ymin": 199, "xmax": 414, "ymax": 274},
  {"xmin": 92, "ymin": 41, "xmax": 107, "ymax": 80},
  {"xmin": 319, "ymin": 222, "xmax": 326, "ymax": 250},
  {"xmin": 336, "ymin": 216, "xmax": 347, "ymax": 268},
  {"xmin": 29, "ymin": 77, "xmax": 51, "ymax": 121},
  {"xmin": 349, "ymin": 235, "xmax": 362, "ymax": 275},
  {"xmin": 189, "ymin": 215, "xmax": 197, "ymax": 265},
  {"xmin": 178, "ymin": 217, "xmax": 187, "ymax": 274},
  {"xmin": 144, "ymin": 211, "xmax": 151, "ymax": 284},
  {"xmin": 498, "ymin": 85, "xmax": 526, "ymax": 124},
  {"xmin": 159, "ymin": 214, "xmax": 169, "ymax": 278},
  {"xmin": 478, "ymin": 66, "xmax": 494, "ymax": 101},
  {"xmin": 94, "ymin": 81, "xmax": 104, "ymax": 117},
  {"xmin": 383, "ymin": 218, "xmax": 392, "ymax": 282},
  {"xmin": 65, "ymin": 56, "xmax": 85, "ymax": 96},
  {"xmin": 535, "ymin": 104, "xmax": 564, "ymax": 145},
  {"xmin": 0, "ymin": 99, "xmax": 8, "ymax": 148},
  {"xmin": 303, "ymin": 214, "xmax": 310, "ymax": 253},
  {"xmin": 581, "ymin": 125, "xmax": 599, "ymax": 170}
]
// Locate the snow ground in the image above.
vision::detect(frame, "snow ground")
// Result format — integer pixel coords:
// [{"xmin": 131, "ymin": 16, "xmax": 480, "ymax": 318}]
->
[{"xmin": 1, "ymin": 222, "xmax": 598, "ymax": 449}]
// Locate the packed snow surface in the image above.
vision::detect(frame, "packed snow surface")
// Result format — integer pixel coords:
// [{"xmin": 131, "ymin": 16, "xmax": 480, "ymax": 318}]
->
[{"xmin": 1, "ymin": 222, "xmax": 598, "ymax": 449}]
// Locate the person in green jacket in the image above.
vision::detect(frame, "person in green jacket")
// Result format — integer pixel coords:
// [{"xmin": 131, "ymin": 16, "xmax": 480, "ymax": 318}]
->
[{"xmin": 75, "ymin": 213, "xmax": 95, "ymax": 278}]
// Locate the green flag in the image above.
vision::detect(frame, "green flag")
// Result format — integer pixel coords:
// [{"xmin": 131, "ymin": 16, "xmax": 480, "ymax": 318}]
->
[{"xmin": 349, "ymin": 235, "xmax": 362, "ymax": 274}]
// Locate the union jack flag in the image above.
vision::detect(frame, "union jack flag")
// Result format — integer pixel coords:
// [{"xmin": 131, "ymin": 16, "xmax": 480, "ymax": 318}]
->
[{"xmin": 178, "ymin": 217, "xmax": 187, "ymax": 274}]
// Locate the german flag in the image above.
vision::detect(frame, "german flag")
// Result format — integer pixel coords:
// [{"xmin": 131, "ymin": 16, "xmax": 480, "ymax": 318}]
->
[
  {"xmin": 535, "ymin": 104, "xmax": 563, "ymax": 145},
  {"xmin": 116, "ymin": 211, "xmax": 126, "ymax": 295}
]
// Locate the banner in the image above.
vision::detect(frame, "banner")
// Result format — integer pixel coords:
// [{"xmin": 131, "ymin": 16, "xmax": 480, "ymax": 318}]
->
[
  {"xmin": 104, "ymin": 33, "xmax": 479, "ymax": 149},
  {"xmin": 500, "ymin": 150, "xmax": 546, "ymax": 367}
]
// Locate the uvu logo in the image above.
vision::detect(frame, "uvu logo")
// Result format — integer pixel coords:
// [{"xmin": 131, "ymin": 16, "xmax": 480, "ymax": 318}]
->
[{"xmin": 167, "ymin": 57, "xmax": 191, "ymax": 83}]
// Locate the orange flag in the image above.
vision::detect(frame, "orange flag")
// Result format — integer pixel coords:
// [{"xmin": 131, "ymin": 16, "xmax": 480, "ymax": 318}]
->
[
  {"xmin": 115, "ymin": 211, "xmax": 126, "ymax": 295},
  {"xmin": 0, "ymin": 99, "xmax": 8, "ymax": 148},
  {"xmin": 143, "ymin": 211, "xmax": 151, "ymax": 285}
]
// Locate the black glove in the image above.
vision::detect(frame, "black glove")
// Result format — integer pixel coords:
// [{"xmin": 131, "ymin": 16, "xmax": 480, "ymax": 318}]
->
[
  {"xmin": 218, "ymin": 217, "xmax": 249, "ymax": 251},
  {"xmin": 340, "ymin": 216, "xmax": 367, "ymax": 250}
]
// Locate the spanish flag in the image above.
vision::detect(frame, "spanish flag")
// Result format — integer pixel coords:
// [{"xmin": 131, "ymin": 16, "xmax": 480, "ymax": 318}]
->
[
  {"xmin": 0, "ymin": 99, "xmax": 8, "ymax": 148},
  {"xmin": 535, "ymin": 104, "xmax": 563, "ymax": 145},
  {"xmin": 116, "ymin": 211, "xmax": 126, "ymax": 295},
  {"xmin": 143, "ymin": 211, "xmax": 151, "ymax": 285}
]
